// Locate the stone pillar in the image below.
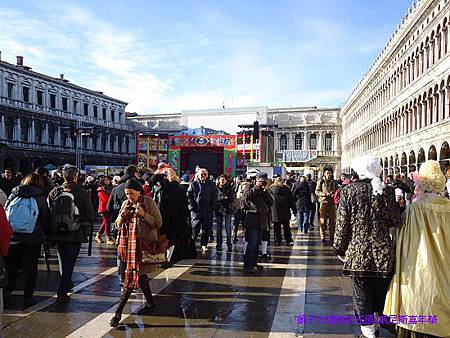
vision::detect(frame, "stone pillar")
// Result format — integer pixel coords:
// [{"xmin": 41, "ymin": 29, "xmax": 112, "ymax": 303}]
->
[
  {"xmin": 44, "ymin": 123, "xmax": 49, "ymax": 144},
  {"xmin": 15, "ymin": 118, "xmax": 21, "ymax": 141},
  {"xmin": 31, "ymin": 119, "xmax": 35, "ymax": 143},
  {"xmin": 1, "ymin": 115, "xmax": 5, "ymax": 140},
  {"xmin": 445, "ymin": 86, "xmax": 450, "ymax": 118},
  {"xmin": 57, "ymin": 126, "xmax": 61, "ymax": 146}
]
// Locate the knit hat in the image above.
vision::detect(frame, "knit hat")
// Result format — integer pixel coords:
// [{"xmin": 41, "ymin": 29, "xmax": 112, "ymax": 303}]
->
[{"xmin": 124, "ymin": 179, "xmax": 143, "ymax": 192}]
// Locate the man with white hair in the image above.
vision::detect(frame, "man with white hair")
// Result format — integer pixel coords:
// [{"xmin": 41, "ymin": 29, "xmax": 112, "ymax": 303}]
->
[
  {"xmin": 187, "ymin": 168, "xmax": 217, "ymax": 253},
  {"xmin": 334, "ymin": 157, "xmax": 401, "ymax": 338}
]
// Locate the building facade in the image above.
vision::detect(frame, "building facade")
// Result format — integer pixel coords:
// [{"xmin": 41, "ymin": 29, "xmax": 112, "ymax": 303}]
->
[
  {"xmin": 268, "ymin": 107, "xmax": 341, "ymax": 179},
  {"xmin": 341, "ymin": 0, "xmax": 450, "ymax": 176},
  {"xmin": 0, "ymin": 56, "xmax": 137, "ymax": 173}
]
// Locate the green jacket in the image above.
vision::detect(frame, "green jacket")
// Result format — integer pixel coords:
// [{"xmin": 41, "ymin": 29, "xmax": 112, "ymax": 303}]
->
[{"xmin": 47, "ymin": 182, "xmax": 95, "ymax": 243}]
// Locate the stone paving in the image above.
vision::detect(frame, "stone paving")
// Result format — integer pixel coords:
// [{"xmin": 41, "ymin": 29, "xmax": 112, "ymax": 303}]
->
[{"xmin": 2, "ymin": 224, "xmax": 395, "ymax": 337}]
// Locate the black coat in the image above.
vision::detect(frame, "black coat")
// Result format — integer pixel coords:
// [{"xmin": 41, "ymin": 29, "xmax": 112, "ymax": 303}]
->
[
  {"xmin": 107, "ymin": 173, "xmax": 136, "ymax": 215},
  {"xmin": 0, "ymin": 177, "xmax": 20, "ymax": 197},
  {"xmin": 187, "ymin": 180, "xmax": 217, "ymax": 228},
  {"xmin": 293, "ymin": 181, "xmax": 312, "ymax": 211},
  {"xmin": 215, "ymin": 184, "xmax": 234, "ymax": 215},
  {"xmin": 244, "ymin": 187, "xmax": 273, "ymax": 230},
  {"xmin": 270, "ymin": 185, "xmax": 297, "ymax": 224},
  {"xmin": 5, "ymin": 185, "xmax": 49, "ymax": 243},
  {"xmin": 47, "ymin": 183, "xmax": 95, "ymax": 243}
]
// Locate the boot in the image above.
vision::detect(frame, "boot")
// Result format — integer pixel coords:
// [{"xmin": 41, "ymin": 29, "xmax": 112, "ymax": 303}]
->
[
  {"xmin": 110, "ymin": 288, "xmax": 133, "ymax": 327},
  {"xmin": 106, "ymin": 237, "xmax": 115, "ymax": 245},
  {"xmin": 95, "ymin": 233, "xmax": 103, "ymax": 243}
]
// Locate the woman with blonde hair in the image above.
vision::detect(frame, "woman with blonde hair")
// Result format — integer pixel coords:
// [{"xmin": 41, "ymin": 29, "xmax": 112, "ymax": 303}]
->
[{"xmin": 384, "ymin": 160, "xmax": 450, "ymax": 338}]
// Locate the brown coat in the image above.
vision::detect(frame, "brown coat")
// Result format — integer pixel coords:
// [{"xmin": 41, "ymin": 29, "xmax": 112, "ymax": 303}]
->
[{"xmin": 116, "ymin": 195, "xmax": 163, "ymax": 274}]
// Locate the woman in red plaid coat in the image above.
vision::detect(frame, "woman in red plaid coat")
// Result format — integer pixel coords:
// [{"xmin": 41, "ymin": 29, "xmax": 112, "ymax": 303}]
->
[{"xmin": 110, "ymin": 179, "xmax": 162, "ymax": 327}]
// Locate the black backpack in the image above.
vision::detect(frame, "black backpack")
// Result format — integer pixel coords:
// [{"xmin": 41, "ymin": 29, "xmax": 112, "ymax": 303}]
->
[{"xmin": 50, "ymin": 188, "xmax": 80, "ymax": 232}]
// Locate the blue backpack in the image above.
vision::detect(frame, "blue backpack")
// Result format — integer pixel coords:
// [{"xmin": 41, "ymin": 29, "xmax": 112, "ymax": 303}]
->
[{"xmin": 6, "ymin": 197, "xmax": 39, "ymax": 234}]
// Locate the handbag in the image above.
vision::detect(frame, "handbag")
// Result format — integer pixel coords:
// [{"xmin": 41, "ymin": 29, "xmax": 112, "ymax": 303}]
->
[
  {"xmin": 141, "ymin": 231, "xmax": 169, "ymax": 264},
  {"xmin": 0, "ymin": 256, "xmax": 8, "ymax": 288}
]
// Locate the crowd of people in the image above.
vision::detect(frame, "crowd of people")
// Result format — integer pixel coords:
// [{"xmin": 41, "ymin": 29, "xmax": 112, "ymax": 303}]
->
[{"xmin": 0, "ymin": 159, "xmax": 449, "ymax": 336}]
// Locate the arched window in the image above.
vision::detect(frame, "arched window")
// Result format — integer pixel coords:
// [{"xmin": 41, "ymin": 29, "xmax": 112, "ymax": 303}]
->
[
  {"xmin": 279, "ymin": 134, "xmax": 288, "ymax": 150},
  {"xmin": 324, "ymin": 133, "xmax": 333, "ymax": 151},
  {"xmin": 294, "ymin": 133, "xmax": 303, "ymax": 150},
  {"xmin": 309, "ymin": 133, "xmax": 317, "ymax": 150}
]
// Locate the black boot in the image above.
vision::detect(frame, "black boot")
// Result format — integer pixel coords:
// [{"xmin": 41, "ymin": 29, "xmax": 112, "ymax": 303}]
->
[{"xmin": 110, "ymin": 288, "xmax": 133, "ymax": 327}]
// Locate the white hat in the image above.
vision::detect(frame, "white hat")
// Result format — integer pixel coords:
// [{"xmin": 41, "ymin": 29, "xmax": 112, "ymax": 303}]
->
[{"xmin": 85, "ymin": 176, "xmax": 95, "ymax": 183}]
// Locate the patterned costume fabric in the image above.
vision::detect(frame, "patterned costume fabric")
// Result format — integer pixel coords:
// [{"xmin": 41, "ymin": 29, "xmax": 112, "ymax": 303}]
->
[{"xmin": 334, "ymin": 179, "xmax": 401, "ymax": 277}]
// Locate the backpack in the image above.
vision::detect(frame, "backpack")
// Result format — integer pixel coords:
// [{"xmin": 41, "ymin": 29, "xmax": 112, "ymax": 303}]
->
[
  {"xmin": 6, "ymin": 197, "xmax": 39, "ymax": 234},
  {"xmin": 50, "ymin": 188, "xmax": 80, "ymax": 232}
]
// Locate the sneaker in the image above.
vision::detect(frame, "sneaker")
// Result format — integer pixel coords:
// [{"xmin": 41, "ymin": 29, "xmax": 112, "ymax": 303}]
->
[
  {"xmin": 106, "ymin": 237, "xmax": 115, "ymax": 245},
  {"xmin": 201, "ymin": 246, "xmax": 209, "ymax": 253},
  {"xmin": 286, "ymin": 241, "xmax": 294, "ymax": 246},
  {"xmin": 95, "ymin": 233, "xmax": 103, "ymax": 243}
]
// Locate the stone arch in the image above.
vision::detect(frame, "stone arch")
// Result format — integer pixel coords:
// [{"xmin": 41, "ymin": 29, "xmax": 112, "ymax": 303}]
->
[
  {"xmin": 401, "ymin": 152, "xmax": 408, "ymax": 173},
  {"xmin": 440, "ymin": 141, "xmax": 449, "ymax": 161},
  {"xmin": 418, "ymin": 148, "xmax": 426, "ymax": 169},
  {"xmin": 428, "ymin": 144, "xmax": 437, "ymax": 160},
  {"xmin": 409, "ymin": 150, "xmax": 417, "ymax": 172}
]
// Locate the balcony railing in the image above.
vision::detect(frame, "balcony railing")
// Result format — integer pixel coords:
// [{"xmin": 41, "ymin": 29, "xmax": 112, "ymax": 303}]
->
[
  {"xmin": 275, "ymin": 150, "xmax": 340, "ymax": 162},
  {"xmin": 0, "ymin": 139, "xmax": 133, "ymax": 158},
  {"xmin": 0, "ymin": 97, "xmax": 133, "ymax": 131}
]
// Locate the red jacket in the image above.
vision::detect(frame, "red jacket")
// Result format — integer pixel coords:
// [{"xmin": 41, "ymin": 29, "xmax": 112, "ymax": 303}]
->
[
  {"xmin": 0, "ymin": 205, "xmax": 13, "ymax": 256},
  {"xmin": 97, "ymin": 186, "xmax": 110, "ymax": 214}
]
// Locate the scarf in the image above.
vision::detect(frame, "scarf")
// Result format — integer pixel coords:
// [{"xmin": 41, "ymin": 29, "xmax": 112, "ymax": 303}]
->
[{"xmin": 118, "ymin": 201, "xmax": 142, "ymax": 289}]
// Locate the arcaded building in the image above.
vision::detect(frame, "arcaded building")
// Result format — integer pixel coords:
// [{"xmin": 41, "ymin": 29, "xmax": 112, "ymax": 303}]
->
[
  {"xmin": 0, "ymin": 55, "xmax": 137, "ymax": 173},
  {"xmin": 341, "ymin": 0, "xmax": 450, "ymax": 176}
]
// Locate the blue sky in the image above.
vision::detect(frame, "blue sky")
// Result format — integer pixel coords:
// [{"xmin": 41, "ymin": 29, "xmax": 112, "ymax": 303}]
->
[{"xmin": 0, "ymin": 0, "xmax": 412, "ymax": 115}]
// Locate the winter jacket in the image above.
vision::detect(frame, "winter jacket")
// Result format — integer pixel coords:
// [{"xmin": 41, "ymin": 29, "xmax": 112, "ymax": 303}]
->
[
  {"xmin": 47, "ymin": 182, "xmax": 95, "ymax": 243},
  {"xmin": 243, "ymin": 186, "xmax": 273, "ymax": 230},
  {"xmin": 315, "ymin": 177, "xmax": 338, "ymax": 205},
  {"xmin": 5, "ymin": 185, "xmax": 49, "ymax": 243},
  {"xmin": 334, "ymin": 180, "xmax": 401, "ymax": 278},
  {"xmin": 115, "ymin": 195, "xmax": 162, "ymax": 274},
  {"xmin": 187, "ymin": 180, "xmax": 217, "ymax": 214},
  {"xmin": 0, "ymin": 205, "xmax": 12, "ymax": 257},
  {"xmin": 270, "ymin": 185, "xmax": 297, "ymax": 223},
  {"xmin": 107, "ymin": 173, "xmax": 136, "ymax": 213},
  {"xmin": 293, "ymin": 181, "xmax": 312, "ymax": 211},
  {"xmin": 215, "ymin": 184, "xmax": 234, "ymax": 215},
  {"xmin": 97, "ymin": 186, "xmax": 110, "ymax": 214},
  {"xmin": 0, "ymin": 177, "xmax": 20, "ymax": 197}
]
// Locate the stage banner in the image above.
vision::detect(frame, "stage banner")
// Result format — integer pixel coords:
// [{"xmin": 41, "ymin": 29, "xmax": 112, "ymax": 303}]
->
[
  {"xmin": 224, "ymin": 149, "xmax": 237, "ymax": 176},
  {"xmin": 168, "ymin": 149, "xmax": 181, "ymax": 174}
]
